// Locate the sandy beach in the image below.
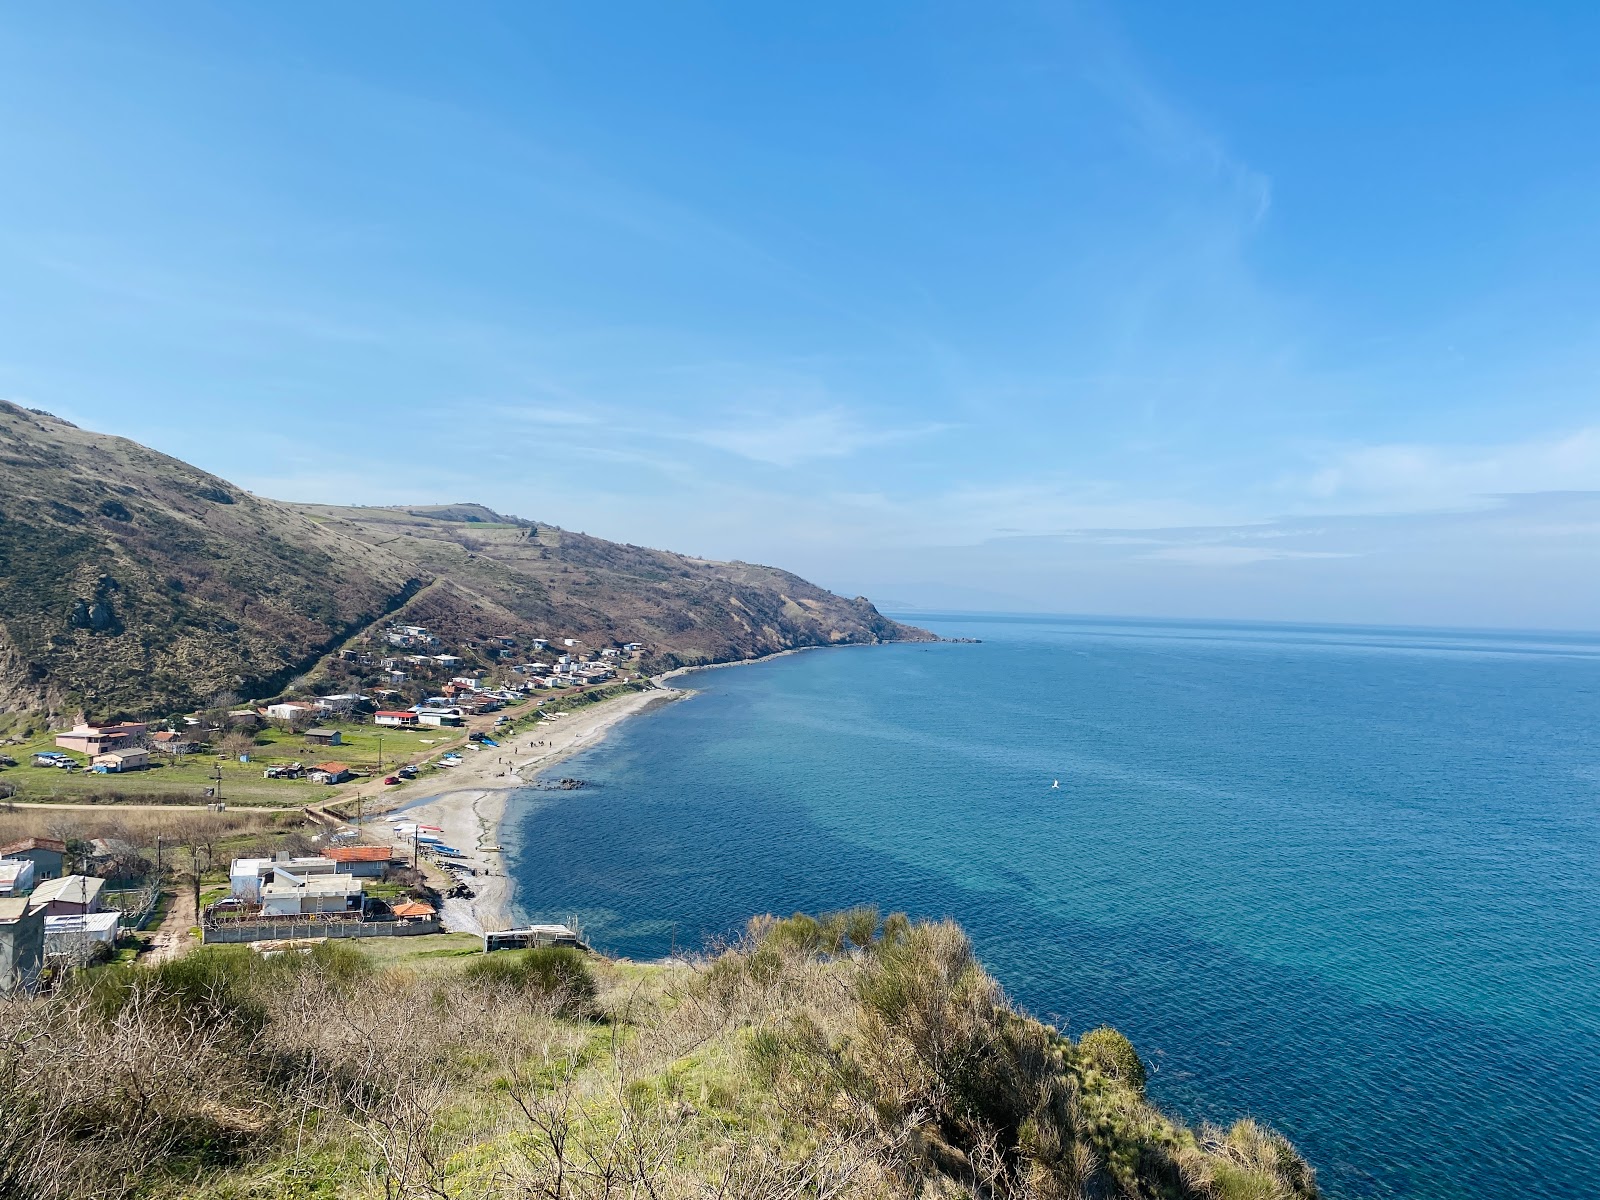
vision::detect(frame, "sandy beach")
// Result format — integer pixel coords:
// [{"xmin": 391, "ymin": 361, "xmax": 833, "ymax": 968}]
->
[{"xmin": 379, "ymin": 684, "xmax": 684, "ymax": 934}]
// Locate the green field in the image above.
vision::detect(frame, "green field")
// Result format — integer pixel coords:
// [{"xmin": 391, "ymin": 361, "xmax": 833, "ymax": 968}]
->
[{"xmin": 0, "ymin": 717, "xmax": 481, "ymax": 806}]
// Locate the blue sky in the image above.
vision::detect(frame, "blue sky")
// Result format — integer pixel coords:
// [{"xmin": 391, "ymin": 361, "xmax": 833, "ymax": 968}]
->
[{"xmin": 3, "ymin": 3, "xmax": 1599, "ymax": 628}]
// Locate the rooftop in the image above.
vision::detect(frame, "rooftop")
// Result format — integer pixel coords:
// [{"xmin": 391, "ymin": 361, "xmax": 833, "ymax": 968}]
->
[
  {"xmin": 326, "ymin": 845, "xmax": 392, "ymax": 863},
  {"xmin": 30, "ymin": 875, "xmax": 105, "ymax": 906},
  {"xmin": 0, "ymin": 837, "xmax": 67, "ymax": 856}
]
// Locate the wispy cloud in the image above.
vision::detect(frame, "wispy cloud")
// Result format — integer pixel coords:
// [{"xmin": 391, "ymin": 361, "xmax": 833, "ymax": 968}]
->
[
  {"xmin": 1291, "ymin": 427, "xmax": 1600, "ymax": 513},
  {"xmin": 686, "ymin": 408, "xmax": 951, "ymax": 468},
  {"xmin": 1142, "ymin": 545, "xmax": 1356, "ymax": 567}
]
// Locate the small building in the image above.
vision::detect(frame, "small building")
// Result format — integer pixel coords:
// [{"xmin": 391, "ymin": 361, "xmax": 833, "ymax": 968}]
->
[
  {"xmin": 0, "ymin": 859, "xmax": 36, "ymax": 897},
  {"xmin": 29, "ymin": 874, "xmax": 104, "ymax": 916},
  {"xmin": 308, "ymin": 762, "xmax": 352, "ymax": 785},
  {"xmin": 374, "ymin": 710, "xmax": 419, "ymax": 727},
  {"xmin": 266, "ymin": 703, "xmax": 313, "ymax": 721},
  {"xmin": 434, "ymin": 654, "xmax": 463, "ymax": 668},
  {"xmin": 151, "ymin": 730, "xmax": 199, "ymax": 754},
  {"xmin": 0, "ymin": 898, "xmax": 45, "ymax": 994},
  {"xmin": 315, "ymin": 694, "xmax": 363, "ymax": 715},
  {"xmin": 259, "ymin": 872, "xmax": 363, "ymax": 917},
  {"xmin": 304, "ymin": 728, "xmax": 343, "ymax": 747},
  {"xmin": 325, "ymin": 845, "xmax": 393, "ymax": 877},
  {"xmin": 43, "ymin": 911, "xmax": 121, "ymax": 961},
  {"xmin": 0, "ymin": 837, "xmax": 66, "ymax": 881},
  {"xmin": 562, "ymin": 638, "xmax": 579, "ymax": 647},
  {"xmin": 416, "ymin": 709, "xmax": 463, "ymax": 728},
  {"xmin": 391, "ymin": 901, "xmax": 436, "ymax": 919},
  {"xmin": 54, "ymin": 721, "xmax": 147, "ymax": 755},
  {"xmin": 92, "ymin": 748, "xmax": 149, "ymax": 773}
]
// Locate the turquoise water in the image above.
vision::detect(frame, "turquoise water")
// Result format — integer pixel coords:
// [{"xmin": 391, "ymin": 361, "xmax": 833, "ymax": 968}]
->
[{"xmin": 503, "ymin": 614, "xmax": 1600, "ymax": 1199}]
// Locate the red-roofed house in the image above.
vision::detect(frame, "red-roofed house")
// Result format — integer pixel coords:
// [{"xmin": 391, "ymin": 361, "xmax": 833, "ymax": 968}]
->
[
  {"xmin": 391, "ymin": 901, "xmax": 436, "ymax": 919},
  {"xmin": 308, "ymin": 762, "xmax": 352, "ymax": 784},
  {"xmin": 373, "ymin": 710, "xmax": 419, "ymax": 727},
  {"xmin": 326, "ymin": 845, "xmax": 394, "ymax": 877}
]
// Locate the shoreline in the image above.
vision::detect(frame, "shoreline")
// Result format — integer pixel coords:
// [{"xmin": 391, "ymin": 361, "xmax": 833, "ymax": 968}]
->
[
  {"xmin": 380, "ymin": 684, "xmax": 685, "ymax": 934},
  {"xmin": 388, "ymin": 639, "xmax": 915, "ymax": 935}
]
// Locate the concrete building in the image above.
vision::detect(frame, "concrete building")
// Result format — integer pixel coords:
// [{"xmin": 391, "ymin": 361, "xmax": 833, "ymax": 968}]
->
[
  {"xmin": 259, "ymin": 873, "xmax": 363, "ymax": 917},
  {"xmin": 54, "ymin": 721, "xmax": 147, "ymax": 755},
  {"xmin": 0, "ymin": 859, "xmax": 36, "ymax": 897},
  {"xmin": 0, "ymin": 837, "xmax": 66, "ymax": 881},
  {"xmin": 0, "ymin": 898, "xmax": 45, "ymax": 994}
]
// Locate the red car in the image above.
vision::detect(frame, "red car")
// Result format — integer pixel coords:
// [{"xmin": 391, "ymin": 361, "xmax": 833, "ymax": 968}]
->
[{"xmin": 383, "ymin": 775, "xmax": 400, "ymax": 785}]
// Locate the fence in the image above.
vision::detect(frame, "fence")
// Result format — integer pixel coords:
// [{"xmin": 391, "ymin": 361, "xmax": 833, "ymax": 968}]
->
[{"xmin": 202, "ymin": 916, "xmax": 441, "ymax": 944}]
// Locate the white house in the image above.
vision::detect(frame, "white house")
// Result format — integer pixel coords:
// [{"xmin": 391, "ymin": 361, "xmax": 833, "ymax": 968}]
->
[
  {"xmin": 434, "ymin": 654, "xmax": 463, "ymax": 668},
  {"xmin": 0, "ymin": 859, "xmax": 35, "ymax": 897},
  {"xmin": 562, "ymin": 638, "xmax": 579, "ymax": 647},
  {"xmin": 266, "ymin": 702, "xmax": 312, "ymax": 721},
  {"xmin": 417, "ymin": 708, "xmax": 464, "ymax": 728},
  {"xmin": 373, "ymin": 710, "xmax": 419, "ymax": 727},
  {"xmin": 230, "ymin": 856, "xmax": 339, "ymax": 901},
  {"xmin": 259, "ymin": 873, "xmax": 363, "ymax": 917}
]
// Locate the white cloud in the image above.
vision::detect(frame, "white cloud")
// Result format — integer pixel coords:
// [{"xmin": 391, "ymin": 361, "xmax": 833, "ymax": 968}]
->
[
  {"xmin": 687, "ymin": 408, "xmax": 949, "ymax": 467},
  {"xmin": 1293, "ymin": 428, "xmax": 1600, "ymax": 513},
  {"xmin": 1142, "ymin": 545, "xmax": 1356, "ymax": 567}
]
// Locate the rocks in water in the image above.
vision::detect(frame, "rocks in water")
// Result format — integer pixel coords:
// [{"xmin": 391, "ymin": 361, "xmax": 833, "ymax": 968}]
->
[{"xmin": 531, "ymin": 777, "xmax": 587, "ymax": 791}]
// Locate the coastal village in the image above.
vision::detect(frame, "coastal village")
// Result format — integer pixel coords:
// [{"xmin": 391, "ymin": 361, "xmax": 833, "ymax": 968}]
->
[{"xmin": 0, "ymin": 622, "xmax": 653, "ymax": 994}]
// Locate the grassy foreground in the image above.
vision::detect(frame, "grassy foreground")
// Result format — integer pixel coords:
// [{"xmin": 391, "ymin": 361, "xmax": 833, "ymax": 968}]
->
[{"xmin": 0, "ymin": 913, "xmax": 1316, "ymax": 1200}]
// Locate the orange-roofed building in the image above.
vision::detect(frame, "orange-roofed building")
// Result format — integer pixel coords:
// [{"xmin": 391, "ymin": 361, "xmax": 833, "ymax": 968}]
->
[
  {"xmin": 327, "ymin": 845, "xmax": 394, "ymax": 877},
  {"xmin": 391, "ymin": 901, "xmax": 436, "ymax": 919}
]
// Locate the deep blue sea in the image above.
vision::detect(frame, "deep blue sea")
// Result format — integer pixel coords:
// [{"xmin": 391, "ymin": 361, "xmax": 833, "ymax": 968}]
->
[{"xmin": 502, "ymin": 614, "xmax": 1600, "ymax": 1199}]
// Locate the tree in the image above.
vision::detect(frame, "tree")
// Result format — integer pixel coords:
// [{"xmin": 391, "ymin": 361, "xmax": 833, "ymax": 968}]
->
[{"xmin": 217, "ymin": 730, "xmax": 257, "ymax": 760}]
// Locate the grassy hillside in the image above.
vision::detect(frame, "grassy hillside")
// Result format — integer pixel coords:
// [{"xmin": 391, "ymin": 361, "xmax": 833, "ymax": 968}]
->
[
  {"xmin": 291, "ymin": 501, "xmax": 929, "ymax": 673},
  {"xmin": 0, "ymin": 403, "xmax": 927, "ymax": 718},
  {"xmin": 0, "ymin": 402, "xmax": 420, "ymax": 716},
  {"xmin": 1, "ymin": 913, "xmax": 1317, "ymax": 1200}
]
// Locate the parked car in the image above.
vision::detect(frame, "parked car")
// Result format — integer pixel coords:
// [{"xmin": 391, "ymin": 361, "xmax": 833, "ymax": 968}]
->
[
  {"xmin": 397, "ymin": 765, "xmax": 418, "ymax": 779},
  {"xmin": 383, "ymin": 775, "xmax": 400, "ymax": 785}
]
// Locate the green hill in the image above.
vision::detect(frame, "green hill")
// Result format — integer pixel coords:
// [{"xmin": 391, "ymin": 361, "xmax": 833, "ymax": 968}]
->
[
  {"xmin": 2, "ymin": 913, "xmax": 1318, "ymax": 1200},
  {"xmin": 0, "ymin": 402, "xmax": 929, "ymax": 718}
]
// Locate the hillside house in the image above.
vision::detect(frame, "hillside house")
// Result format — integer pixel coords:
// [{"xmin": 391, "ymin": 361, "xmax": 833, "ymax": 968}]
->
[
  {"xmin": 44, "ymin": 911, "xmax": 121, "ymax": 961},
  {"xmin": 0, "ymin": 859, "xmax": 35, "ymax": 897},
  {"xmin": 0, "ymin": 838, "xmax": 66, "ymax": 882},
  {"xmin": 434, "ymin": 654, "xmax": 463, "ymax": 668},
  {"xmin": 260, "ymin": 873, "xmax": 363, "ymax": 917},
  {"xmin": 326, "ymin": 845, "xmax": 393, "ymax": 878},
  {"xmin": 151, "ymin": 730, "xmax": 199, "ymax": 754},
  {"xmin": 230, "ymin": 856, "xmax": 338, "ymax": 901},
  {"xmin": 30, "ymin": 874, "xmax": 104, "ymax": 916},
  {"xmin": 266, "ymin": 702, "xmax": 312, "ymax": 721},
  {"xmin": 308, "ymin": 762, "xmax": 352, "ymax": 784},
  {"xmin": 54, "ymin": 721, "xmax": 147, "ymax": 755},
  {"xmin": 0, "ymin": 899, "xmax": 44, "ymax": 994},
  {"xmin": 304, "ymin": 728, "xmax": 342, "ymax": 747},
  {"xmin": 374, "ymin": 710, "xmax": 419, "ymax": 727},
  {"xmin": 92, "ymin": 748, "xmax": 149, "ymax": 773},
  {"xmin": 314, "ymin": 694, "xmax": 362, "ymax": 715},
  {"xmin": 417, "ymin": 709, "xmax": 463, "ymax": 728}
]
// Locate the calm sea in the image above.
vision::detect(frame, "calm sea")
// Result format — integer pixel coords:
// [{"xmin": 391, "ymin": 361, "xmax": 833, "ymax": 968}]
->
[{"xmin": 502, "ymin": 614, "xmax": 1600, "ymax": 1199}]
